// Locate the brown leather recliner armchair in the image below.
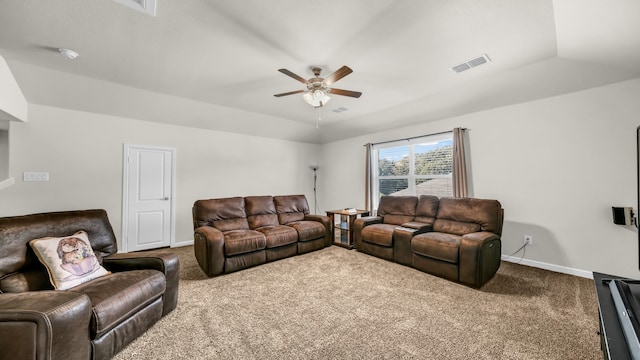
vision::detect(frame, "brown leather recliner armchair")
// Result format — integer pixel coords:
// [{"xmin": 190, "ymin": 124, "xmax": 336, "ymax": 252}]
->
[{"xmin": 0, "ymin": 209, "xmax": 179, "ymax": 360}]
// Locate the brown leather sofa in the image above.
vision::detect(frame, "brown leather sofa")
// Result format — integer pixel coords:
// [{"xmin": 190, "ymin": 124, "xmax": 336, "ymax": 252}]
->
[
  {"xmin": 0, "ymin": 209, "xmax": 180, "ymax": 360},
  {"xmin": 193, "ymin": 194, "xmax": 331, "ymax": 277},
  {"xmin": 354, "ymin": 196, "xmax": 503, "ymax": 287}
]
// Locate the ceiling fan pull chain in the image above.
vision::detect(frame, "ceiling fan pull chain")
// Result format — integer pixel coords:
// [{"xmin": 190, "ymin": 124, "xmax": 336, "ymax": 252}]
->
[{"xmin": 316, "ymin": 106, "xmax": 322, "ymax": 128}]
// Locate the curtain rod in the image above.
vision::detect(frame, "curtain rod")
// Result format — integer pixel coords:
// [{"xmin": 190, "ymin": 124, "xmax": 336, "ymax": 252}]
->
[{"xmin": 365, "ymin": 128, "xmax": 466, "ymax": 147}]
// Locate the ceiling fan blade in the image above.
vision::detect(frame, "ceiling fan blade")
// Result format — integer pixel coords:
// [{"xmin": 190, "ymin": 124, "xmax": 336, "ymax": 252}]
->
[
  {"xmin": 328, "ymin": 88, "xmax": 362, "ymax": 98},
  {"xmin": 323, "ymin": 66, "xmax": 353, "ymax": 86},
  {"xmin": 274, "ymin": 89, "xmax": 306, "ymax": 97},
  {"xmin": 278, "ymin": 69, "xmax": 308, "ymax": 84}
]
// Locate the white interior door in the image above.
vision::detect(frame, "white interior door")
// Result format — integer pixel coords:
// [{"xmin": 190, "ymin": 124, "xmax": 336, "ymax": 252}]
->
[{"xmin": 123, "ymin": 145, "xmax": 175, "ymax": 252}]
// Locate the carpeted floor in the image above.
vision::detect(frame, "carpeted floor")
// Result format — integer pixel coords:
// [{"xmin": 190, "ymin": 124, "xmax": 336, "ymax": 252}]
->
[{"xmin": 114, "ymin": 246, "xmax": 601, "ymax": 360}]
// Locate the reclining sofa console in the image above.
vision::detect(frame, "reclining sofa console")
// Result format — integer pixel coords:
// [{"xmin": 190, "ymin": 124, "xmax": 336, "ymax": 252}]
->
[{"xmin": 354, "ymin": 195, "xmax": 503, "ymax": 287}]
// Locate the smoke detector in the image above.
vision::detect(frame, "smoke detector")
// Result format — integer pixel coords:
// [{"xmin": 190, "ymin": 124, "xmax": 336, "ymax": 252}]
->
[
  {"xmin": 451, "ymin": 54, "xmax": 491, "ymax": 73},
  {"xmin": 58, "ymin": 48, "xmax": 79, "ymax": 60}
]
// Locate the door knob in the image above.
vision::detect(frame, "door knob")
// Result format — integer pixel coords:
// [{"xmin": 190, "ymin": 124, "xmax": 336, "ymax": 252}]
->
[{"xmin": 163, "ymin": 197, "xmax": 169, "ymax": 200}]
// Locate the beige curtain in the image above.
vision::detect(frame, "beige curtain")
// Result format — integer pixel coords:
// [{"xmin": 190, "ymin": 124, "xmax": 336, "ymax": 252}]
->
[
  {"xmin": 452, "ymin": 127, "xmax": 468, "ymax": 198},
  {"xmin": 364, "ymin": 143, "xmax": 373, "ymax": 213}
]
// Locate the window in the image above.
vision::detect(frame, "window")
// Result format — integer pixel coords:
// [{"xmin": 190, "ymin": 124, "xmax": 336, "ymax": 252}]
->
[{"xmin": 371, "ymin": 132, "xmax": 453, "ymax": 209}]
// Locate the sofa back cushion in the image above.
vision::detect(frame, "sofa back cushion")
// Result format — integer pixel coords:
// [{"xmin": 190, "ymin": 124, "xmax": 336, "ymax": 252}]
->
[
  {"xmin": 273, "ymin": 195, "xmax": 310, "ymax": 224},
  {"xmin": 245, "ymin": 196, "xmax": 279, "ymax": 229},
  {"xmin": 192, "ymin": 197, "xmax": 250, "ymax": 232},
  {"xmin": 0, "ymin": 209, "xmax": 117, "ymax": 292},
  {"xmin": 433, "ymin": 197, "xmax": 503, "ymax": 235},
  {"xmin": 414, "ymin": 195, "xmax": 439, "ymax": 225},
  {"xmin": 377, "ymin": 196, "xmax": 418, "ymax": 225}
]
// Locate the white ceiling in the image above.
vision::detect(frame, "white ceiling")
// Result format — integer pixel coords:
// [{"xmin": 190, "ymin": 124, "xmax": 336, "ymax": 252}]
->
[{"xmin": 0, "ymin": 0, "xmax": 638, "ymax": 144}]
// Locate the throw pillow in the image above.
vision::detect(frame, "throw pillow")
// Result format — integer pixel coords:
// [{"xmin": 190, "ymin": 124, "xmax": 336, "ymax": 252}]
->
[{"xmin": 29, "ymin": 230, "xmax": 110, "ymax": 290}]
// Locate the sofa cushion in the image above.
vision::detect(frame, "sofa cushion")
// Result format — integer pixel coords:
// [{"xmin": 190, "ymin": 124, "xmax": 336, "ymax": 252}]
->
[
  {"xmin": 361, "ymin": 223, "xmax": 398, "ymax": 247},
  {"xmin": 286, "ymin": 221, "xmax": 325, "ymax": 242},
  {"xmin": 70, "ymin": 269, "xmax": 165, "ymax": 339},
  {"xmin": 223, "ymin": 230, "xmax": 266, "ymax": 256},
  {"xmin": 377, "ymin": 196, "xmax": 418, "ymax": 225},
  {"xmin": 432, "ymin": 219, "xmax": 481, "ymax": 236},
  {"xmin": 435, "ymin": 197, "xmax": 503, "ymax": 234},
  {"xmin": 0, "ymin": 210, "xmax": 118, "ymax": 291},
  {"xmin": 0, "ymin": 268, "xmax": 53, "ymax": 292},
  {"xmin": 29, "ymin": 231, "xmax": 110, "ymax": 290},
  {"xmin": 193, "ymin": 197, "xmax": 250, "ymax": 231},
  {"xmin": 414, "ymin": 195, "xmax": 439, "ymax": 225},
  {"xmin": 274, "ymin": 195, "xmax": 310, "ymax": 225},
  {"xmin": 245, "ymin": 196, "xmax": 279, "ymax": 229},
  {"xmin": 255, "ymin": 225, "xmax": 298, "ymax": 248},
  {"xmin": 411, "ymin": 232, "xmax": 461, "ymax": 264}
]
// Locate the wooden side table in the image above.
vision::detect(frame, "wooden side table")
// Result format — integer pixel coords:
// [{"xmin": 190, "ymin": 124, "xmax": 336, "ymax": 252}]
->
[{"xmin": 325, "ymin": 209, "xmax": 370, "ymax": 249}]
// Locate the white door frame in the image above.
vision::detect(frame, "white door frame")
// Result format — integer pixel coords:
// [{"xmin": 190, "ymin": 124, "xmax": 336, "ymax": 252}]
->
[{"xmin": 121, "ymin": 144, "xmax": 177, "ymax": 253}]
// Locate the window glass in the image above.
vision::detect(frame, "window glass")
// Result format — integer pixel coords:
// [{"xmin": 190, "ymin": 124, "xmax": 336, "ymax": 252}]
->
[{"xmin": 372, "ymin": 134, "xmax": 453, "ymax": 208}]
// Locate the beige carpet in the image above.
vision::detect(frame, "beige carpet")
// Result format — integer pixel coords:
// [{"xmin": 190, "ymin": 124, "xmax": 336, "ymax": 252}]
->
[{"xmin": 114, "ymin": 246, "xmax": 601, "ymax": 360}]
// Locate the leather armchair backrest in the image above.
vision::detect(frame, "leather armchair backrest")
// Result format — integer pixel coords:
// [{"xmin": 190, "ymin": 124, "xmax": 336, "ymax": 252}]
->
[
  {"xmin": 0, "ymin": 209, "xmax": 118, "ymax": 292},
  {"xmin": 245, "ymin": 196, "xmax": 279, "ymax": 229},
  {"xmin": 273, "ymin": 195, "xmax": 310, "ymax": 224},
  {"xmin": 414, "ymin": 195, "xmax": 439, "ymax": 225},
  {"xmin": 377, "ymin": 196, "xmax": 418, "ymax": 225},
  {"xmin": 192, "ymin": 197, "xmax": 249, "ymax": 232},
  {"xmin": 433, "ymin": 197, "xmax": 503, "ymax": 235}
]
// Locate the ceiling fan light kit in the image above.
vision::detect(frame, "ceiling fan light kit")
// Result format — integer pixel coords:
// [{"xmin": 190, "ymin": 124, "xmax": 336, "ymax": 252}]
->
[
  {"xmin": 274, "ymin": 65, "xmax": 362, "ymax": 109},
  {"xmin": 303, "ymin": 89, "xmax": 331, "ymax": 108}
]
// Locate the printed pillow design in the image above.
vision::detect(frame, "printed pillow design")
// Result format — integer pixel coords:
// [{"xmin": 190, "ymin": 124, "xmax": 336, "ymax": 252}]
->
[{"xmin": 29, "ymin": 230, "xmax": 110, "ymax": 290}]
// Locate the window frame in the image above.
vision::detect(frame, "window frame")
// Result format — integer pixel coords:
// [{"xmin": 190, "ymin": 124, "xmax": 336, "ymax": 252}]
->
[{"xmin": 371, "ymin": 132, "xmax": 453, "ymax": 210}]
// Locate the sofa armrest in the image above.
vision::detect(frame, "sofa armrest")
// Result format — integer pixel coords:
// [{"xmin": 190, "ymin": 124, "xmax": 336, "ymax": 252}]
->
[
  {"xmin": 103, "ymin": 250, "xmax": 180, "ymax": 315},
  {"xmin": 459, "ymin": 232, "xmax": 502, "ymax": 287},
  {"xmin": 193, "ymin": 226, "xmax": 225, "ymax": 277},
  {"xmin": 0, "ymin": 291, "xmax": 92, "ymax": 360},
  {"xmin": 400, "ymin": 221, "xmax": 432, "ymax": 235},
  {"xmin": 353, "ymin": 216, "xmax": 382, "ymax": 250},
  {"xmin": 304, "ymin": 214, "xmax": 332, "ymax": 246}
]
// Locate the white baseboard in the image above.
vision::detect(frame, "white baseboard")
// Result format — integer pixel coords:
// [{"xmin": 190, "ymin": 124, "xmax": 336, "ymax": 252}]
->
[
  {"xmin": 501, "ymin": 254, "xmax": 593, "ymax": 279},
  {"xmin": 171, "ymin": 239, "xmax": 193, "ymax": 248}
]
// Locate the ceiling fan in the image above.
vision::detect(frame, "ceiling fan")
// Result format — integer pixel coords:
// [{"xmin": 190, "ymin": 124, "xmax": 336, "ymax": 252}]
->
[{"xmin": 274, "ymin": 66, "xmax": 362, "ymax": 108}]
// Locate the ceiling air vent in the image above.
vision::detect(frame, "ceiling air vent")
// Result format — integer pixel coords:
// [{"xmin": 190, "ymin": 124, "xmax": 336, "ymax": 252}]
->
[
  {"xmin": 112, "ymin": 0, "xmax": 157, "ymax": 17},
  {"xmin": 451, "ymin": 54, "xmax": 491, "ymax": 73}
]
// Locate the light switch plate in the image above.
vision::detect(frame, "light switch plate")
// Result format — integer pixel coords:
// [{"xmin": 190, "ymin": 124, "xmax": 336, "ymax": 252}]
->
[{"xmin": 23, "ymin": 172, "xmax": 49, "ymax": 182}]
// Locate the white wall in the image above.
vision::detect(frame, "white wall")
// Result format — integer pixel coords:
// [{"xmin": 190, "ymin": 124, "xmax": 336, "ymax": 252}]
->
[
  {"xmin": 0, "ymin": 104, "xmax": 321, "ymax": 249},
  {"xmin": 0, "ymin": 130, "xmax": 7, "ymax": 179},
  {"xmin": 320, "ymin": 78, "xmax": 640, "ymax": 279},
  {"xmin": 3, "ymin": 79, "xmax": 640, "ymax": 279},
  {"xmin": 0, "ymin": 54, "xmax": 27, "ymax": 122}
]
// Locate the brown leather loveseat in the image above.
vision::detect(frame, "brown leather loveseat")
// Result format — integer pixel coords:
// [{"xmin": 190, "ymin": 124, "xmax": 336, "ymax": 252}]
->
[
  {"xmin": 193, "ymin": 194, "xmax": 331, "ymax": 277},
  {"xmin": 354, "ymin": 196, "xmax": 503, "ymax": 287},
  {"xmin": 0, "ymin": 209, "xmax": 180, "ymax": 360}
]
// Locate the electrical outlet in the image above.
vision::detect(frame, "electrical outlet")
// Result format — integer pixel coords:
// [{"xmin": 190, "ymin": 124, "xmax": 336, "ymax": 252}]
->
[{"xmin": 524, "ymin": 235, "xmax": 533, "ymax": 246}]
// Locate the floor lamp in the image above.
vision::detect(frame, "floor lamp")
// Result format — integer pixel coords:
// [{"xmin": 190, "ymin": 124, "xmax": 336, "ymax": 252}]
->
[{"xmin": 310, "ymin": 165, "xmax": 319, "ymax": 214}]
